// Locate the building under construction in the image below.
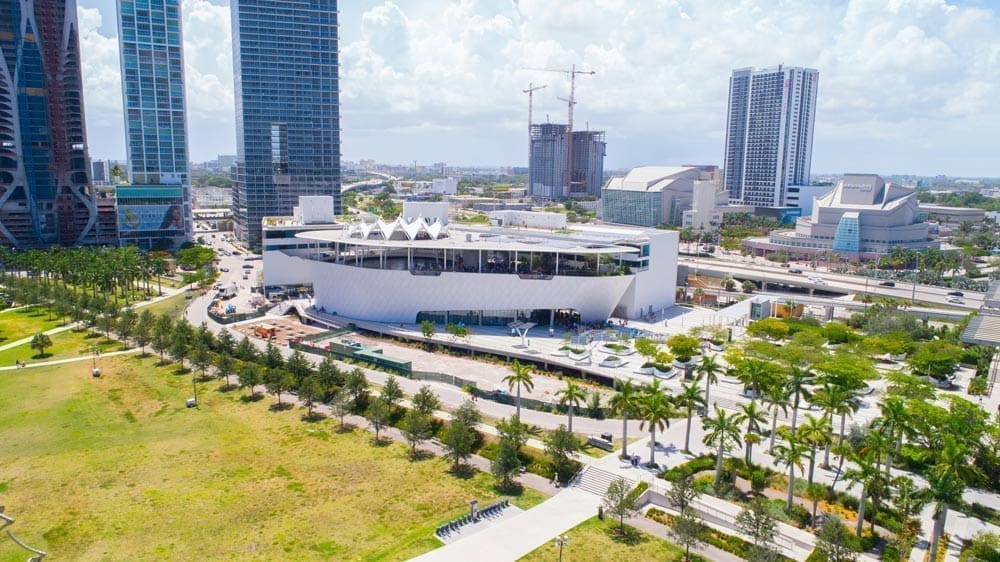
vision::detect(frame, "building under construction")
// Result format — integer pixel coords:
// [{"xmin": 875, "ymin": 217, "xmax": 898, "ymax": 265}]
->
[
  {"xmin": 529, "ymin": 124, "xmax": 606, "ymax": 200},
  {"xmin": 0, "ymin": 0, "xmax": 106, "ymax": 247}
]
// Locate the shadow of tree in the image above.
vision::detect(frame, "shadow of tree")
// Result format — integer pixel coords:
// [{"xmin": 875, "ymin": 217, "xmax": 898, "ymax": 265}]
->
[
  {"xmin": 448, "ymin": 464, "xmax": 476, "ymax": 480},
  {"xmin": 605, "ymin": 524, "xmax": 647, "ymax": 546},
  {"xmin": 408, "ymin": 449, "xmax": 435, "ymax": 462},
  {"xmin": 269, "ymin": 402, "xmax": 294, "ymax": 412},
  {"xmin": 240, "ymin": 393, "xmax": 264, "ymax": 403},
  {"xmin": 301, "ymin": 411, "xmax": 327, "ymax": 423},
  {"xmin": 216, "ymin": 383, "xmax": 239, "ymax": 393}
]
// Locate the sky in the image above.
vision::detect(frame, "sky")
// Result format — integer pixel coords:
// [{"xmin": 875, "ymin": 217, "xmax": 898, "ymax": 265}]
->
[{"xmin": 77, "ymin": 0, "xmax": 1000, "ymax": 177}]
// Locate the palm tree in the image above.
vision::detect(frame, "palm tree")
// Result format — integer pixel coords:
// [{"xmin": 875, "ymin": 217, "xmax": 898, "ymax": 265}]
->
[
  {"xmin": 773, "ymin": 436, "xmax": 808, "ymax": 512},
  {"xmin": 702, "ymin": 406, "xmax": 743, "ymax": 490},
  {"xmin": 695, "ymin": 354, "xmax": 723, "ymax": 406},
  {"xmin": 739, "ymin": 400, "xmax": 768, "ymax": 466},
  {"xmin": 843, "ymin": 450, "xmax": 880, "ymax": 536},
  {"xmin": 736, "ymin": 358, "xmax": 777, "ymax": 400},
  {"xmin": 874, "ymin": 396, "xmax": 909, "ymax": 478},
  {"xmin": 785, "ymin": 365, "xmax": 815, "ymax": 433},
  {"xmin": 762, "ymin": 384, "xmax": 791, "ymax": 454},
  {"xmin": 609, "ymin": 379, "xmax": 641, "ymax": 458},
  {"xmin": 812, "ymin": 382, "xmax": 856, "ymax": 467},
  {"xmin": 502, "ymin": 360, "xmax": 534, "ymax": 418},
  {"xmin": 927, "ymin": 464, "xmax": 964, "ymax": 562},
  {"xmin": 797, "ymin": 413, "xmax": 832, "ymax": 486},
  {"xmin": 556, "ymin": 380, "xmax": 587, "ymax": 433},
  {"xmin": 676, "ymin": 380, "xmax": 705, "ymax": 453},
  {"xmin": 638, "ymin": 390, "xmax": 674, "ymax": 466}
]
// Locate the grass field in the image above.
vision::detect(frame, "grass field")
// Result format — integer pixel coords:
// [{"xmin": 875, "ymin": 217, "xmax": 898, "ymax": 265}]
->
[
  {"xmin": 0, "ymin": 329, "xmax": 122, "ymax": 366},
  {"xmin": 137, "ymin": 291, "xmax": 190, "ymax": 321},
  {"xmin": 0, "ymin": 354, "xmax": 545, "ymax": 561},
  {"xmin": 518, "ymin": 516, "xmax": 700, "ymax": 562},
  {"xmin": 0, "ymin": 306, "xmax": 63, "ymax": 344}
]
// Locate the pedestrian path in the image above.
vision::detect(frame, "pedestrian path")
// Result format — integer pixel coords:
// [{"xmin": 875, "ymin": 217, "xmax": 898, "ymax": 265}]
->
[
  {"xmin": 0, "ymin": 347, "xmax": 140, "ymax": 371},
  {"xmin": 411, "ymin": 488, "xmax": 600, "ymax": 562}
]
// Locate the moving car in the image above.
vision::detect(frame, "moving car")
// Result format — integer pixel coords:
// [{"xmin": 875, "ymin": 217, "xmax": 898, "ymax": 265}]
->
[
  {"xmin": 788, "ymin": 268, "xmax": 803, "ymax": 274},
  {"xmin": 947, "ymin": 291, "xmax": 964, "ymax": 297},
  {"xmin": 879, "ymin": 281, "xmax": 895, "ymax": 287}
]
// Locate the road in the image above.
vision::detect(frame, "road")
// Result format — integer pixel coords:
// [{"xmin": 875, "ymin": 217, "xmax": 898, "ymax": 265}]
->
[{"xmin": 681, "ymin": 255, "xmax": 983, "ymax": 310}]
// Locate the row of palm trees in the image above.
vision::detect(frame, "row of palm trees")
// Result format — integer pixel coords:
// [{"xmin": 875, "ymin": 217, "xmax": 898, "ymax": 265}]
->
[{"xmin": 0, "ymin": 246, "xmax": 172, "ymax": 305}]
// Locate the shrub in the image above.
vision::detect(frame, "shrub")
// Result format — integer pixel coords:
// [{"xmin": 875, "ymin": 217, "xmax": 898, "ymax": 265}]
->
[{"xmin": 660, "ymin": 456, "xmax": 717, "ymax": 481}]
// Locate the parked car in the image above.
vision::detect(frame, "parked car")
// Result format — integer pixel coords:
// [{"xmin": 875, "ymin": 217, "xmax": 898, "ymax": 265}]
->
[
  {"xmin": 879, "ymin": 281, "xmax": 895, "ymax": 287},
  {"xmin": 947, "ymin": 291, "xmax": 964, "ymax": 297},
  {"xmin": 219, "ymin": 267, "xmax": 229, "ymax": 272}
]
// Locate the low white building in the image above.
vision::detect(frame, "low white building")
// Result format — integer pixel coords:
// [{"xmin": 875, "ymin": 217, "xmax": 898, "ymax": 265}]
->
[
  {"xmin": 431, "ymin": 177, "xmax": 458, "ymax": 194},
  {"xmin": 263, "ymin": 215, "xmax": 678, "ymax": 324},
  {"xmin": 488, "ymin": 210, "xmax": 566, "ymax": 230}
]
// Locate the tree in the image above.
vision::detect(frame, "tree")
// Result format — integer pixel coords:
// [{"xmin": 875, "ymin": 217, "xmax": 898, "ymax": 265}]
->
[
  {"xmin": 843, "ymin": 450, "xmax": 880, "ymax": 537},
  {"xmin": 762, "ymin": 384, "xmax": 791, "ymax": 454},
  {"xmin": 695, "ymin": 354, "xmax": 723, "ymax": 406},
  {"xmin": 676, "ymin": 381, "xmax": 705, "ymax": 454},
  {"xmin": 239, "ymin": 363, "xmax": 262, "ymax": 398},
  {"xmin": 639, "ymin": 388, "xmax": 674, "ymax": 466},
  {"xmin": 412, "ymin": 384, "xmax": 440, "ymax": 416},
  {"xmin": 927, "ymin": 459, "xmax": 966, "ymax": 562},
  {"xmin": 666, "ymin": 334, "xmax": 701, "ymax": 364},
  {"xmin": 363, "ymin": 397, "xmax": 391, "ymax": 442},
  {"xmin": 316, "ymin": 356, "xmax": 342, "ymax": 394},
  {"xmin": 602, "ymin": 477, "xmax": 636, "ymax": 535},
  {"xmin": 785, "ymin": 365, "xmax": 815, "ymax": 433},
  {"xmin": 609, "ymin": 379, "xmax": 642, "ymax": 458},
  {"xmin": 443, "ymin": 420, "xmax": 476, "ymax": 470},
  {"xmin": 735, "ymin": 400, "xmax": 765, "ymax": 466},
  {"xmin": 30, "ymin": 332, "xmax": 52, "ymax": 357},
  {"xmin": 736, "ymin": 497, "xmax": 778, "ymax": 562},
  {"xmin": 402, "ymin": 409, "xmax": 432, "ymax": 453},
  {"xmin": 805, "ymin": 483, "xmax": 827, "ymax": 530},
  {"xmin": 169, "ymin": 328, "xmax": 191, "ymax": 369},
  {"xmin": 747, "ymin": 317, "xmax": 790, "ymax": 340},
  {"xmin": 815, "ymin": 515, "xmax": 860, "ymax": 562},
  {"xmin": 742, "ymin": 279, "xmax": 757, "ymax": 293},
  {"xmin": 453, "ymin": 399, "xmax": 482, "ymax": 428},
  {"xmin": 264, "ymin": 341, "xmax": 284, "ymax": 370},
  {"xmin": 420, "ymin": 319, "xmax": 436, "ymax": 342},
  {"xmin": 116, "ymin": 308, "xmax": 138, "ymax": 346},
  {"xmin": 892, "ymin": 476, "xmax": 927, "ymax": 561},
  {"xmin": 134, "ymin": 310, "xmax": 154, "ymax": 355},
  {"xmin": 234, "ymin": 335, "xmax": 258, "ymax": 362},
  {"xmin": 907, "ymin": 340, "xmax": 963, "ymax": 380},
  {"xmin": 545, "ymin": 425, "xmax": 579, "ymax": 483},
  {"xmin": 503, "ymin": 360, "xmax": 534, "ymax": 418},
  {"xmin": 299, "ymin": 375, "xmax": 324, "ymax": 416},
  {"xmin": 670, "ymin": 507, "xmax": 704, "ymax": 562},
  {"xmin": 191, "ymin": 343, "xmax": 213, "ymax": 378},
  {"xmin": 284, "ymin": 350, "xmax": 313, "ymax": 384},
  {"xmin": 556, "ymin": 380, "xmax": 587, "ymax": 433},
  {"xmin": 491, "ymin": 430, "xmax": 522, "ymax": 490},
  {"xmin": 330, "ymin": 389, "xmax": 350, "ymax": 429},
  {"xmin": 798, "ymin": 413, "xmax": 832, "ymax": 486},
  {"xmin": 264, "ymin": 368, "xmax": 293, "ymax": 406},
  {"xmin": 215, "ymin": 329, "xmax": 235, "ymax": 356},
  {"xmin": 344, "ymin": 368, "xmax": 369, "ymax": 407},
  {"xmin": 773, "ymin": 436, "xmax": 808, "ymax": 512},
  {"xmin": 215, "ymin": 353, "xmax": 236, "ymax": 387},
  {"xmin": 380, "ymin": 374, "xmax": 404, "ymax": 407},
  {"xmin": 702, "ymin": 406, "xmax": 743, "ymax": 490},
  {"xmin": 151, "ymin": 314, "xmax": 173, "ymax": 362}
]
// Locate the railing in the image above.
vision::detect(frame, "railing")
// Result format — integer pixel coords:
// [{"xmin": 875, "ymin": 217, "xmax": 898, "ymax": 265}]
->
[
  {"xmin": 207, "ymin": 305, "xmax": 269, "ymax": 325},
  {"xmin": 412, "ymin": 371, "xmax": 478, "ymax": 389},
  {"xmin": 290, "ymin": 340, "xmax": 413, "ymax": 376}
]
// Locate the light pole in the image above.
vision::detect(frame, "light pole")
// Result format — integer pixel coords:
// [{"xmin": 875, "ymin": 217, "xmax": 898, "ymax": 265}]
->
[
  {"xmin": 554, "ymin": 535, "xmax": 569, "ymax": 561},
  {"xmin": 911, "ymin": 253, "xmax": 920, "ymax": 305}
]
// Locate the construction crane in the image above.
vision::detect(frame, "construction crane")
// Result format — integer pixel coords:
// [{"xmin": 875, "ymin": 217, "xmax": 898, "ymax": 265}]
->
[
  {"xmin": 522, "ymin": 83, "xmax": 547, "ymax": 193},
  {"xmin": 525, "ymin": 65, "xmax": 595, "ymax": 197}
]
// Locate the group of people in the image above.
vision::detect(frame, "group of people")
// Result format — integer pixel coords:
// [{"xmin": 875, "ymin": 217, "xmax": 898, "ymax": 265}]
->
[{"xmin": 627, "ymin": 454, "xmax": 642, "ymax": 468}]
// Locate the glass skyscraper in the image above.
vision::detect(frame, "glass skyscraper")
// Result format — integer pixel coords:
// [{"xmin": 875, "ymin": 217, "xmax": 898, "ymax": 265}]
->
[
  {"xmin": 723, "ymin": 65, "xmax": 818, "ymax": 207},
  {"xmin": 0, "ymin": 0, "xmax": 100, "ymax": 247},
  {"xmin": 117, "ymin": 0, "xmax": 192, "ymax": 250},
  {"xmin": 528, "ymin": 124, "xmax": 605, "ymax": 200},
  {"xmin": 230, "ymin": 0, "xmax": 341, "ymax": 249}
]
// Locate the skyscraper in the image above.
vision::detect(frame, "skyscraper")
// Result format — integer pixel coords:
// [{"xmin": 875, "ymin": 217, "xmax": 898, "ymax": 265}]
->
[
  {"xmin": 0, "ymin": 0, "xmax": 99, "ymax": 247},
  {"xmin": 230, "ymin": 0, "xmax": 341, "ymax": 249},
  {"xmin": 723, "ymin": 65, "xmax": 818, "ymax": 207},
  {"xmin": 117, "ymin": 0, "xmax": 192, "ymax": 250},
  {"xmin": 529, "ymin": 124, "xmax": 605, "ymax": 200}
]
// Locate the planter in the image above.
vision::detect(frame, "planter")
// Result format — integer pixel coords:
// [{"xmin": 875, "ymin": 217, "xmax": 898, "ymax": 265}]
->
[
  {"xmin": 709, "ymin": 341, "xmax": 725, "ymax": 352},
  {"xmin": 550, "ymin": 349, "xmax": 569, "ymax": 357},
  {"xmin": 652, "ymin": 367, "xmax": 676, "ymax": 379},
  {"xmin": 890, "ymin": 353, "xmax": 907, "ymax": 362},
  {"xmin": 635, "ymin": 366, "xmax": 654, "ymax": 375},
  {"xmin": 600, "ymin": 356, "xmax": 627, "ymax": 368}
]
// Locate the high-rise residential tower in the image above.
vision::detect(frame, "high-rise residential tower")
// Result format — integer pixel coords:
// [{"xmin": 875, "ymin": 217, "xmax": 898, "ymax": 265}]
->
[
  {"xmin": 0, "ymin": 0, "xmax": 99, "ymax": 247},
  {"xmin": 723, "ymin": 65, "xmax": 818, "ymax": 207},
  {"xmin": 230, "ymin": 0, "xmax": 341, "ymax": 249},
  {"xmin": 529, "ymin": 124, "xmax": 605, "ymax": 200},
  {"xmin": 117, "ymin": 0, "xmax": 192, "ymax": 250}
]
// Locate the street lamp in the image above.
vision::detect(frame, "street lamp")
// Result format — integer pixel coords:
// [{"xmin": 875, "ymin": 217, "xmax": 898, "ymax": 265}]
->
[
  {"xmin": 89, "ymin": 345, "xmax": 100, "ymax": 377},
  {"xmin": 554, "ymin": 535, "xmax": 569, "ymax": 562}
]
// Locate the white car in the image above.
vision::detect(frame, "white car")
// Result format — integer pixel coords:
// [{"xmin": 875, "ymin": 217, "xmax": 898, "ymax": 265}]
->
[{"xmin": 947, "ymin": 297, "xmax": 965, "ymax": 304}]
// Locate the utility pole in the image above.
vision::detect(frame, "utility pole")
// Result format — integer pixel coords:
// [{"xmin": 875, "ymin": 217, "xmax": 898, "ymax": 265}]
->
[
  {"xmin": 525, "ymin": 65, "xmax": 595, "ymax": 198},
  {"xmin": 522, "ymin": 83, "xmax": 547, "ymax": 195}
]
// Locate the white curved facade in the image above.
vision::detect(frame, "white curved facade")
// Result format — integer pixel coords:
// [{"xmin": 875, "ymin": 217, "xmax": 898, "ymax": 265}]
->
[{"xmin": 263, "ymin": 220, "xmax": 679, "ymax": 324}]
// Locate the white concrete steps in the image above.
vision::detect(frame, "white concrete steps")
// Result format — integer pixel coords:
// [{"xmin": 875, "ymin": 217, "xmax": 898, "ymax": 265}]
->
[{"xmin": 572, "ymin": 465, "xmax": 636, "ymax": 497}]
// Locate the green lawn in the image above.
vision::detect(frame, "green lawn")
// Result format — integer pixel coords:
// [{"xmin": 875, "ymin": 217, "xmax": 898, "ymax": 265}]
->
[
  {"xmin": 137, "ymin": 291, "xmax": 190, "ymax": 321},
  {"xmin": 0, "ymin": 328, "xmax": 122, "ymax": 365},
  {"xmin": 0, "ymin": 306, "xmax": 64, "ymax": 344},
  {"xmin": 0, "ymin": 354, "xmax": 545, "ymax": 561},
  {"xmin": 518, "ymin": 517, "xmax": 701, "ymax": 562}
]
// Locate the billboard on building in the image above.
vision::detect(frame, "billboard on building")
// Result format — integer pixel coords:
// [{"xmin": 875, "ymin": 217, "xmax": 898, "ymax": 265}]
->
[{"xmin": 118, "ymin": 204, "xmax": 185, "ymax": 232}]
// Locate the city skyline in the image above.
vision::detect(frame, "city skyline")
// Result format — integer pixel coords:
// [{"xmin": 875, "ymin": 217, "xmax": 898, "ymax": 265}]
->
[{"xmin": 76, "ymin": 0, "xmax": 1000, "ymax": 177}]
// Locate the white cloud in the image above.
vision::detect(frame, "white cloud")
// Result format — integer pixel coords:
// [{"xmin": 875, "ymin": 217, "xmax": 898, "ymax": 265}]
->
[{"xmin": 78, "ymin": 0, "xmax": 1000, "ymax": 176}]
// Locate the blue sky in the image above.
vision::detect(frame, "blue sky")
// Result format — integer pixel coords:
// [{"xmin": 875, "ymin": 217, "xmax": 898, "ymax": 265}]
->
[{"xmin": 78, "ymin": 0, "xmax": 1000, "ymax": 176}]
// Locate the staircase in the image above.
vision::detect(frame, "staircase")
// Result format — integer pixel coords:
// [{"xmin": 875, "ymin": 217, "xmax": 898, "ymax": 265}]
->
[{"xmin": 571, "ymin": 466, "xmax": 636, "ymax": 497}]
